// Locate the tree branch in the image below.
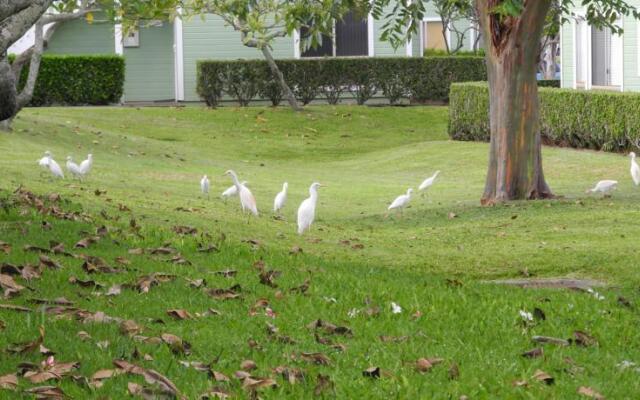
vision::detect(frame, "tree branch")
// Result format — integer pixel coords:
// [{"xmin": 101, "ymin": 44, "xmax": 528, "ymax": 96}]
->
[{"xmin": 0, "ymin": 0, "xmax": 52, "ymax": 52}]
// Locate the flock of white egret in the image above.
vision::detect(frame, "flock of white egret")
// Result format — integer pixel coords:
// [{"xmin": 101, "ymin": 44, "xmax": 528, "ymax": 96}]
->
[
  {"xmin": 37, "ymin": 151, "xmax": 92, "ymax": 180},
  {"xmin": 36, "ymin": 150, "xmax": 640, "ymax": 235}
]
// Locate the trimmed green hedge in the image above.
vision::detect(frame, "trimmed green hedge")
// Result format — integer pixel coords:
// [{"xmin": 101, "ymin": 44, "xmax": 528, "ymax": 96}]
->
[
  {"xmin": 537, "ymin": 79, "xmax": 560, "ymax": 88},
  {"xmin": 14, "ymin": 55, "xmax": 124, "ymax": 106},
  {"xmin": 197, "ymin": 57, "xmax": 486, "ymax": 107},
  {"xmin": 449, "ymin": 82, "xmax": 640, "ymax": 152}
]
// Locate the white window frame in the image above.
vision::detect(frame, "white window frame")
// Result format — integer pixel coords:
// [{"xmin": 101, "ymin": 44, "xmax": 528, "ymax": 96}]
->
[{"xmin": 173, "ymin": 9, "xmax": 185, "ymax": 101}]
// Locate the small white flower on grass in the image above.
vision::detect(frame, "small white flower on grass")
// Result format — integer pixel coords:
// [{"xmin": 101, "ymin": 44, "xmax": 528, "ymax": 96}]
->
[
  {"xmin": 617, "ymin": 360, "xmax": 638, "ymax": 370},
  {"xmin": 391, "ymin": 302, "xmax": 402, "ymax": 314},
  {"xmin": 587, "ymin": 288, "xmax": 605, "ymax": 301},
  {"xmin": 519, "ymin": 310, "xmax": 533, "ymax": 322},
  {"xmin": 348, "ymin": 308, "xmax": 360, "ymax": 318},
  {"xmin": 323, "ymin": 296, "xmax": 337, "ymax": 304}
]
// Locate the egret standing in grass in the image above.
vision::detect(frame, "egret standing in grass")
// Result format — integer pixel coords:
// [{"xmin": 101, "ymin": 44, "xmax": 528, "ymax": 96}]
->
[
  {"xmin": 46, "ymin": 153, "xmax": 64, "ymax": 179},
  {"xmin": 200, "ymin": 175, "xmax": 210, "ymax": 199},
  {"xmin": 37, "ymin": 151, "xmax": 51, "ymax": 177},
  {"xmin": 386, "ymin": 188, "xmax": 413, "ymax": 218},
  {"xmin": 221, "ymin": 180, "xmax": 247, "ymax": 200},
  {"xmin": 629, "ymin": 152, "xmax": 640, "ymax": 186},
  {"xmin": 587, "ymin": 180, "xmax": 618, "ymax": 197},
  {"xmin": 224, "ymin": 170, "xmax": 258, "ymax": 216},
  {"xmin": 418, "ymin": 170, "xmax": 440, "ymax": 198},
  {"xmin": 273, "ymin": 182, "xmax": 288, "ymax": 214},
  {"xmin": 66, "ymin": 156, "xmax": 83, "ymax": 180},
  {"xmin": 79, "ymin": 154, "xmax": 93, "ymax": 176},
  {"xmin": 297, "ymin": 182, "xmax": 322, "ymax": 235}
]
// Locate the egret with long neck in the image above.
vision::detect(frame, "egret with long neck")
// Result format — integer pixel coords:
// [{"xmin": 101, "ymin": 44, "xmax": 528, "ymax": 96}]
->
[
  {"xmin": 224, "ymin": 170, "xmax": 258, "ymax": 216},
  {"xmin": 297, "ymin": 182, "xmax": 322, "ymax": 235}
]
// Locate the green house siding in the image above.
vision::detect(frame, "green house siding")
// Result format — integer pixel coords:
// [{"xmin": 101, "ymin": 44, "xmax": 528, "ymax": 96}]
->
[
  {"xmin": 182, "ymin": 15, "xmax": 294, "ymax": 101},
  {"xmin": 123, "ymin": 23, "xmax": 175, "ymax": 102},
  {"xmin": 47, "ymin": 18, "xmax": 114, "ymax": 55},
  {"xmin": 560, "ymin": 22, "xmax": 574, "ymax": 88},
  {"xmin": 623, "ymin": 17, "xmax": 640, "ymax": 91}
]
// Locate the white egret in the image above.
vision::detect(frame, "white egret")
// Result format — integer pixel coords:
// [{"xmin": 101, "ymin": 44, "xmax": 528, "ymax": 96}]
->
[
  {"xmin": 66, "ymin": 156, "xmax": 83, "ymax": 179},
  {"xmin": 38, "ymin": 151, "xmax": 51, "ymax": 170},
  {"xmin": 46, "ymin": 154, "xmax": 64, "ymax": 179},
  {"xmin": 630, "ymin": 152, "xmax": 640, "ymax": 186},
  {"xmin": 297, "ymin": 182, "xmax": 322, "ymax": 235},
  {"xmin": 223, "ymin": 170, "xmax": 258, "ymax": 216},
  {"xmin": 200, "ymin": 175, "xmax": 210, "ymax": 198},
  {"xmin": 587, "ymin": 180, "xmax": 618, "ymax": 196},
  {"xmin": 221, "ymin": 180, "xmax": 247, "ymax": 199},
  {"xmin": 79, "ymin": 154, "xmax": 93, "ymax": 176},
  {"xmin": 273, "ymin": 182, "xmax": 288, "ymax": 213},
  {"xmin": 387, "ymin": 188, "xmax": 413, "ymax": 217},
  {"xmin": 418, "ymin": 170, "xmax": 440, "ymax": 197}
]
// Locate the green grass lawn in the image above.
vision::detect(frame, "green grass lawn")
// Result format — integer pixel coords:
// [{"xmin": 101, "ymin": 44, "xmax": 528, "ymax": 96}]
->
[{"xmin": 1, "ymin": 105, "xmax": 639, "ymax": 399}]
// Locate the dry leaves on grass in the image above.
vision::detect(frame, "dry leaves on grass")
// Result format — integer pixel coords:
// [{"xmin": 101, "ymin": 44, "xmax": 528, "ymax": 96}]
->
[
  {"xmin": 532, "ymin": 369, "xmax": 554, "ymax": 385},
  {"xmin": 521, "ymin": 347, "xmax": 544, "ymax": 358},
  {"xmin": 39, "ymin": 255, "xmax": 62, "ymax": 270},
  {"xmin": 7, "ymin": 326, "xmax": 44, "ymax": 354},
  {"xmin": 300, "ymin": 352, "xmax": 331, "ymax": 365},
  {"xmin": 0, "ymin": 373, "xmax": 18, "ymax": 390},
  {"xmin": 306, "ymin": 319, "xmax": 352, "ymax": 336},
  {"xmin": 199, "ymin": 386, "xmax": 231, "ymax": 399},
  {"xmin": 23, "ymin": 361, "xmax": 80, "ymax": 384},
  {"xmin": 206, "ymin": 284, "xmax": 242, "ymax": 300},
  {"xmin": 24, "ymin": 385, "xmax": 67, "ymax": 399},
  {"xmin": 415, "ymin": 357, "xmax": 444, "ymax": 373},
  {"xmin": 572, "ymin": 331, "xmax": 598, "ymax": 347},
  {"xmin": 0, "ymin": 273, "xmax": 25, "ymax": 298},
  {"xmin": 578, "ymin": 386, "xmax": 605, "ymax": 399},
  {"xmin": 314, "ymin": 374, "xmax": 335, "ymax": 396},
  {"xmin": 136, "ymin": 273, "xmax": 177, "ymax": 293},
  {"xmin": 114, "ymin": 360, "xmax": 186, "ymax": 400},
  {"xmin": 68, "ymin": 276, "xmax": 104, "ymax": 289},
  {"xmin": 120, "ymin": 320, "xmax": 144, "ymax": 336},
  {"xmin": 259, "ymin": 270, "xmax": 281, "ymax": 288},
  {"xmin": 167, "ymin": 309, "xmax": 193, "ymax": 320},
  {"xmin": 161, "ymin": 333, "xmax": 192, "ymax": 356}
]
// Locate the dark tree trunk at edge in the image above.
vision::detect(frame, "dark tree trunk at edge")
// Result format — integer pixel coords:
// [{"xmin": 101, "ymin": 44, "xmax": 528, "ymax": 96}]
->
[{"xmin": 477, "ymin": 0, "xmax": 554, "ymax": 204}]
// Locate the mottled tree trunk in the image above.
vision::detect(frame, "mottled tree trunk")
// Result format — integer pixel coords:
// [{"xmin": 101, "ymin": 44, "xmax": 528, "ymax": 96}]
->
[
  {"xmin": 260, "ymin": 46, "xmax": 301, "ymax": 111},
  {"xmin": 477, "ymin": 0, "xmax": 554, "ymax": 204},
  {"xmin": 0, "ymin": 57, "xmax": 17, "ymax": 123}
]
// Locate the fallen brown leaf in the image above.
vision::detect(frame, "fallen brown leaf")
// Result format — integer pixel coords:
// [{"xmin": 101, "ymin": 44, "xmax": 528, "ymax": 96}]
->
[
  {"xmin": 114, "ymin": 360, "xmax": 185, "ymax": 399},
  {"xmin": 300, "ymin": 352, "xmax": 331, "ymax": 365},
  {"xmin": 0, "ymin": 241, "xmax": 11, "ymax": 255},
  {"xmin": 0, "ymin": 373, "xmax": 18, "ymax": 390},
  {"xmin": 522, "ymin": 347, "xmax": 544, "ymax": 358},
  {"xmin": 362, "ymin": 367, "xmax": 380, "ymax": 379},
  {"xmin": 161, "ymin": 333, "xmax": 191, "ymax": 355},
  {"xmin": 573, "ymin": 331, "xmax": 598, "ymax": 347},
  {"xmin": 25, "ymin": 385, "xmax": 66, "ymax": 399},
  {"xmin": 7, "ymin": 325, "xmax": 44, "ymax": 354},
  {"xmin": 415, "ymin": 357, "xmax": 443, "ymax": 373},
  {"xmin": 532, "ymin": 369, "xmax": 554, "ymax": 385},
  {"xmin": 120, "ymin": 320, "xmax": 143, "ymax": 336},
  {"xmin": 448, "ymin": 362, "xmax": 460, "ymax": 380},
  {"xmin": 167, "ymin": 309, "xmax": 192, "ymax": 320},
  {"xmin": 578, "ymin": 386, "xmax": 605, "ymax": 399}
]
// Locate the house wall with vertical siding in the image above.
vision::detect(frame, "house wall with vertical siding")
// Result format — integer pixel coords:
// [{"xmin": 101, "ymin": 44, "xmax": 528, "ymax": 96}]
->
[
  {"xmin": 122, "ymin": 22, "xmax": 175, "ymax": 102},
  {"xmin": 181, "ymin": 14, "xmax": 294, "ymax": 101},
  {"xmin": 560, "ymin": 22, "xmax": 574, "ymax": 88},
  {"xmin": 46, "ymin": 17, "xmax": 114, "ymax": 55}
]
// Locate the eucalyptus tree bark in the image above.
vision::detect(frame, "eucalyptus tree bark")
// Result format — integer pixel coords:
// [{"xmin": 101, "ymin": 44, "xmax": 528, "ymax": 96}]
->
[{"xmin": 477, "ymin": 0, "xmax": 554, "ymax": 204}]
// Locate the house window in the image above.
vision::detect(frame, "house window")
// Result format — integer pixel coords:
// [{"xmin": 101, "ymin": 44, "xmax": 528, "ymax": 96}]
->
[
  {"xmin": 300, "ymin": 11, "xmax": 369, "ymax": 57},
  {"xmin": 123, "ymin": 29, "xmax": 139, "ymax": 47},
  {"xmin": 423, "ymin": 21, "xmax": 447, "ymax": 51}
]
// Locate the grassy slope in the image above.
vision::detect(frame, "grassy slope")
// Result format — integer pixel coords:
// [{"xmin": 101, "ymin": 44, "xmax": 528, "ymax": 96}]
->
[{"xmin": 0, "ymin": 105, "xmax": 639, "ymax": 399}]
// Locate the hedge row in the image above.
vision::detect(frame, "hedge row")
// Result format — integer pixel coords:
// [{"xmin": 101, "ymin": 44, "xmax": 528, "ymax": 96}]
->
[
  {"xmin": 449, "ymin": 82, "xmax": 640, "ymax": 152},
  {"xmin": 15, "ymin": 55, "xmax": 125, "ymax": 106},
  {"xmin": 197, "ymin": 57, "xmax": 487, "ymax": 107}
]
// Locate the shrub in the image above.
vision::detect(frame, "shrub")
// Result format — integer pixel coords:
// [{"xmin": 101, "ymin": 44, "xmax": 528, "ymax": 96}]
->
[
  {"xmin": 197, "ymin": 56, "xmax": 486, "ymax": 106},
  {"xmin": 14, "ymin": 55, "xmax": 124, "ymax": 106},
  {"xmin": 537, "ymin": 79, "xmax": 560, "ymax": 88},
  {"xmin": 449, "ymin": 82, "xmax": 640, "ymax": 152},
  {"xmin": 423, "ymin": 48, "xmax": 485, "ymax": 57}
]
